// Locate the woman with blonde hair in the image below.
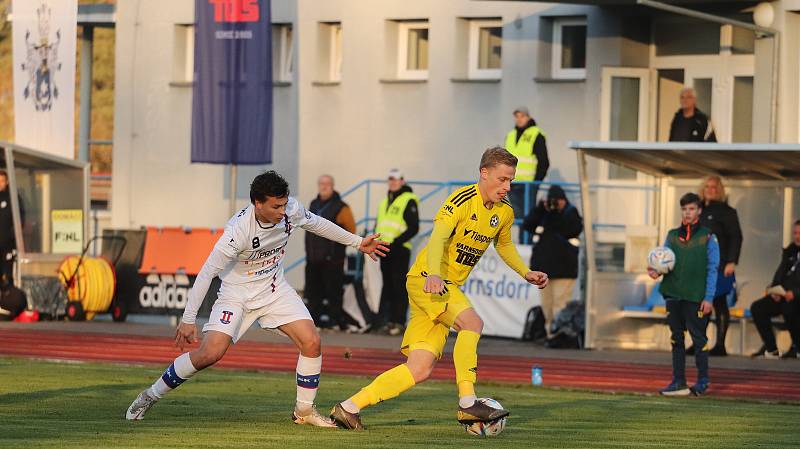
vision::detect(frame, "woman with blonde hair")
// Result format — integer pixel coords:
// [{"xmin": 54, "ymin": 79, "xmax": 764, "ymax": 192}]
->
[{"xmin": 689, "ymin": 176, "xmax": 742, "ymax": 356}]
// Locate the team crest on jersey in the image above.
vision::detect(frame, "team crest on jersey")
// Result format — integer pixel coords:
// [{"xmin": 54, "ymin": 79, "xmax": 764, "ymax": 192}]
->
[
  {"xmin": 220, "ymin": 310, "xmax": 234, "ymax": 324},
  {"xmin": 489, "ymin": 214, "xmax": 499, "ymax": 228}
]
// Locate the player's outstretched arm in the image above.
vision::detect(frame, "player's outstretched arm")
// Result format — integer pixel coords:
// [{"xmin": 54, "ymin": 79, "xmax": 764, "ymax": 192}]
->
[
  {"xmin": 359, "ymin": 233, "xmax": 390, "ymax": 261},
  {"xmin": 494, "ymin": 217, "xmax": 547, "ymax": 287},
  {"xmin": 180, "ymin": 233, "xmax": 238, "ymax": 338}
]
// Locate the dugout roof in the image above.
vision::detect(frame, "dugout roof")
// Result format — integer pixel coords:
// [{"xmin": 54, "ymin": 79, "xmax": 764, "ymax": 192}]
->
[{"xmin": 569, "ymin": 141, "xmax": 800, "ymax": 181}]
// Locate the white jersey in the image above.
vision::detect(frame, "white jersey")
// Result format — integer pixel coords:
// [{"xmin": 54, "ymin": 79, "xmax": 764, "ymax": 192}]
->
[{"xmin": 181, "ymin": 197, "xmax": 363, "ymax": 324}]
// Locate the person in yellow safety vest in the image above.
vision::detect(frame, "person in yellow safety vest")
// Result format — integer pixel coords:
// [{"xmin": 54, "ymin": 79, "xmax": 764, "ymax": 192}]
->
[
  {"xmin": 374, "ymin": 169, "xmax": 420, "ymax": 335},
  {"xmin": 505, "ymin": 106, "xmax": 549, "ymax": 242}
]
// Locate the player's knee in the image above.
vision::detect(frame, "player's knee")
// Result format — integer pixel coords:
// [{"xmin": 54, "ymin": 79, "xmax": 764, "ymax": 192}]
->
[
  {"xmin": 462, "ymin": 315, "xmax": 484, "ymax": 334},
  {"xmin": 192, "ymin": 346, "xmax": 226, "ymax": 369},
  {"xmin": 407, "ymin": 362, "xmax": 434, "ymax": 383},
  {"xmin": 300, "ymin": 332, "xmax": 322, "ymax": 357}
]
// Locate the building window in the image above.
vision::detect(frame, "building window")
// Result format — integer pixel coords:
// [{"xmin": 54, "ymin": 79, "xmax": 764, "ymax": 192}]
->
[
  {"xmin": 273, "ymin": 24, "xmax": 294, "ymax": 83},
  {"xmin": 173, "ymin": 24, "xmax": 194, "ymax": 83},
  {"xmin": 398, "ymin": 21, "xmax": 429, "ymax": 80},
  {"xmin": 552, "ymin": 18, "xmax": 586, "ymax": 79},
  {"xmin": 329, "ymin": 23, "xmax": 342, "ymax": 81},
  {"xmin": 468, "ymin": 19, "xmax": 502, "ymax": 79}
]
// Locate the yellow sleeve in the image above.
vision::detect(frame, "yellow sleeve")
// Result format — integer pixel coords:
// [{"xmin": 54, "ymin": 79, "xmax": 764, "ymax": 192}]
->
[
  {"xmin": 426, "ymin": 197, "xmax": 462, "ymax": 276},
  {"xmin": 494, "ymin": 216, "xmax": 529, "ymax": 279}
]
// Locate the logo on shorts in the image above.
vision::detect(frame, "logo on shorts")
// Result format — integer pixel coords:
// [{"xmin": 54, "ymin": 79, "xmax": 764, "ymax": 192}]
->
[{"xmin": 220, "ymin": 310, "xmax": 234, "ymax": 324}]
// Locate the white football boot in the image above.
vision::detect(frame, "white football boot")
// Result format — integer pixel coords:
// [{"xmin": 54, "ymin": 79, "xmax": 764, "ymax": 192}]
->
[
  {"xmin": 292, "ymin": 406, "xmax": 337, "ymax": 427},
  {"xmin": 126, "ymin": 389, "xmax": 159, "ymax": 420}
]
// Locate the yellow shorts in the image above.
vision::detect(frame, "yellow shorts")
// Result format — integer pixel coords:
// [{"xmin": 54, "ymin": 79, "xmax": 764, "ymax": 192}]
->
[{"xmin": 400, "ymin": 275, "xmax": 473, "ymax": 359}]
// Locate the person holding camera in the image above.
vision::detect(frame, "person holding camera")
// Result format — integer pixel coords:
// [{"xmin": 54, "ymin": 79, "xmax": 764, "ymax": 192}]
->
[{"xmin": 521, "ymin": 185, "xmax": 582, "ymax": 337}]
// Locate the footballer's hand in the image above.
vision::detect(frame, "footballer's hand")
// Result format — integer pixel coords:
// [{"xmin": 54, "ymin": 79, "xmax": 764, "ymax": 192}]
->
[
  {"xmin": 175, "ymin": 322, "xmax": 198, "ymax": 351},
  {"xmin": 424, "ymin": 274, "xmax": 446, "ymax": 295},
  {"xmin": 786, "ymin": 290, "xmax": 795, "ymax": 301},
  {"xmin": 359, "ymin": 233, "xmax": 390, "ymax": 261},
  {"xmin": 700, "ymin": 300, "xmax": 713, "ymax": 316},
  {"xmin": 647, "ymin": 268, "xmax": 661, "ymax": 280},
  {"xmin": 525, "ymin": 271, "xmax": 549, "ymax": 289}
]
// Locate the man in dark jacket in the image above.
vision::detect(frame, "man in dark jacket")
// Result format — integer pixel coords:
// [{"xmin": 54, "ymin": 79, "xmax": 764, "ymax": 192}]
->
[
  {"xmin": 750, "ymin": 220, "xmax": 800, "ymax": 360},
  {"xmin": 374, "ymin": 169, "xmax": 419, "ymax": 335},
  {"xmin": 506, "ymin": 107, "xmax": 549, "ymax": 241},
  {"xmin": 304, "ymin": 175, "xmax": 357, "ymax": 330},
  {"xmin": 0, "ymin": 170, "xmax": 19, "ymax": 286},
  {"xmin": 521, "ymin": 185, "xmax": 582, "ymax": 336},
  {"xmin": 695, "ymin": 176, "xmax": 743, "ymax": 356},
  {"xmin": 669, "ymin": 87, "xmax": 717, "ymax": 142}
]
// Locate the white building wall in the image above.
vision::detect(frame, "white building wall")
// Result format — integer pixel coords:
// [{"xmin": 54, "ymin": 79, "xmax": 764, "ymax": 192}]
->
[
  {"xmin": 295, "ymin": 0, "xmax": 603, "ymax": 216},
  {"xmin": 112, "ymin": 0, "xmax": 298, "ymax": 230}
]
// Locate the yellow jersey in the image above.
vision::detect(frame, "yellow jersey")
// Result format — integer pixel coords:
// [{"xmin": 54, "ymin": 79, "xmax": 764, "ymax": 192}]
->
[{"xmin": 409, "ymin": 184, "xmax": 528, "ymax": 286}]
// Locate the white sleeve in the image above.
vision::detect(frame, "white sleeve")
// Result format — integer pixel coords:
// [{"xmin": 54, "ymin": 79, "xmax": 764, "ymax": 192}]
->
[
  {"xmin": 302, "ymin": 211, "xmax": 363, "ymax": 248},
  {"xmin": 181, "ymin": 228, "xmax": 240, "ymax": 324}
]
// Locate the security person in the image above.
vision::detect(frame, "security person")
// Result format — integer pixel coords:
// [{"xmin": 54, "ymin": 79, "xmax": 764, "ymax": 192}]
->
[
  {"xmin": 505, "ymin": 107, "xmax": 549, "ymax": 241},
  {"xmin": 375, "ymin": 169, "xmax": 419, "ymax": 335}
]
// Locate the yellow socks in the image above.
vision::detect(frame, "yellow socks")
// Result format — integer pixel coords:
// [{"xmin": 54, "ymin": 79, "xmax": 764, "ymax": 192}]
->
[
  {"xmin": 454, "ymin": 330, "xmax": 480, "ymax": 407},
  {"xmin": 349, "ymin": 364, "xmax": 416, "ymax": 411},
  {"xmin": 454, "ymin": 330, "xmax": 480, "ymax": 385}
]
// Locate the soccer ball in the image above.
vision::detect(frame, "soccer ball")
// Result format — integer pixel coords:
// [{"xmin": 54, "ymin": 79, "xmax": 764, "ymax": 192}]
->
[
  {"xmin": 462, "ymin": 398, "xmax": 507, "ymax": 437},
  {"xmin": 648, "ymin": 246, "xmax": 676, "ymax": 274}
]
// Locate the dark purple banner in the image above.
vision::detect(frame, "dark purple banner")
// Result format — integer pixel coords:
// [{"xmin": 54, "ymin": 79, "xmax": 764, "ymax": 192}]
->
[{"xmin": 191, "ymin": 0, "xmax": 273, "ymax": 165}]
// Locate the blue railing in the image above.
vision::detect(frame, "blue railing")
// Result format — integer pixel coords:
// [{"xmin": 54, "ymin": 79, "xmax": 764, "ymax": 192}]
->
[{"xmin": 285, "ymin": 179, "xmax": 657, "ymax": 274}]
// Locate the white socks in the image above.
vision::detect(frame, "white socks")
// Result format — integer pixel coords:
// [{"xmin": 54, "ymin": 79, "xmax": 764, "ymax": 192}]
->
[
  {"xmin": 149, "ymin": 353, "xmax": 198, "ymax": 399},
  {"xmin": 146, "ymin": 353, "xmax": 323, "ymax": 415},
  {"xmin": 459, "ymin": 395, "xmax": 477, "ymax": 408},
  {"xmin": 295, "ymin": 355, "xmax": 322, "ymax": 414}
]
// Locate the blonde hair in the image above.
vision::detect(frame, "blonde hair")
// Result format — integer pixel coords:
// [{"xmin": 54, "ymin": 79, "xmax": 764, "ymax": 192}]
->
[
  {"xmin": 480, "ymin": 147, "xmax": 518, "ymax": 170},
  {"xmin": 699, "ymin": 175, "xmax": 726, "ymax": 203}
]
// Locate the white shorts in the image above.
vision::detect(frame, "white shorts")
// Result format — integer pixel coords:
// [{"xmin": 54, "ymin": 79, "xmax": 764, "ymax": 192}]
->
[{"xmin": 203, "ymin": 285, "xmax": 312, "ymax": 343}]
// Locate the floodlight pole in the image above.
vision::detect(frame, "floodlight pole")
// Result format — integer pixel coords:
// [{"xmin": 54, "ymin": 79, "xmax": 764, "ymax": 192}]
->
[
  {"xmin": 230, "ymin": 164, "xmax": 238, "ymax": 217},
  {"xmin": 78, "ymin": 26, "xmax": 94, "ymax": 162},
  {"xmin": 577, "ymin": 149, "xmax": 596, "ymax": 348}
]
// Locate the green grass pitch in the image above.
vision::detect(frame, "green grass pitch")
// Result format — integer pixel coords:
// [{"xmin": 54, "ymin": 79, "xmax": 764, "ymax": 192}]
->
[{"xmin": 1, "ymin": 357, "xmax": 798, "ymax": 449}]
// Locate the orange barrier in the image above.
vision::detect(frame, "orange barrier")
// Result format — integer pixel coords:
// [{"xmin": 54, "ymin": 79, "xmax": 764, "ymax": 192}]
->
[{"xmin": 138, "ymin": 227, "xmax": 221, "ymax": 275}]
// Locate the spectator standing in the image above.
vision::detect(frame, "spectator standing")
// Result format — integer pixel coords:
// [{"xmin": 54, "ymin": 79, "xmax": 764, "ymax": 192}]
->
[
  {"xmin": 649, "ymin": 193, "xmax": 719, "ymax": 397},
  {"xmin": 0, "ymin": 170, "xmax": 18, "ymax": 286},
  {"xmin": 690, "ymin": 176, "xmax": 742, "ymax": 357},
  {"xmin": 375, "ymin": 169, "xmax": 419, "ymax": 335},
  {"xmin": 521, "ymin": 185, "xmax": 582, "ymax": 337},
  {"xmin": 505, "ymin": 107, "xmax": 549, "ymax": 240},
  {"xmin": 304, "ymin": 175, "xmax": 357, "ymax": 330},
  {"xmin": 750, "ymin": 220, "xmax": 800, "ymax": 360},
  {"xmin": 668, "ymin": 87, "xmax": 717, "ymax": 142}
]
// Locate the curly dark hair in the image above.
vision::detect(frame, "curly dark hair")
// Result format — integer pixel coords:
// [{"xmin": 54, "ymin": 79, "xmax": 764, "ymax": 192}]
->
[{"xmin": 250, "ymin": 171, "xmax": 290, "ymax": 203}]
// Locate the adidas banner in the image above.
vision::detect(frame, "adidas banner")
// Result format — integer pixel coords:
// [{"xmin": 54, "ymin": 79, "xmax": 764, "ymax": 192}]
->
[
  {"xmin": 191, "ymin": 0, "xmax": 273, "ymax": 165},
  {"xmin": 12, "ymin": 0, "xmax": 77, "ymax": 159}
]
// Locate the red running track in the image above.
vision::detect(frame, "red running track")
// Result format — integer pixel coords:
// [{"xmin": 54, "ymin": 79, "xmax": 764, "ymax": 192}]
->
[{"xmin": 1, "ymin": 329, "xmax": 798, "ymax": 402}]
